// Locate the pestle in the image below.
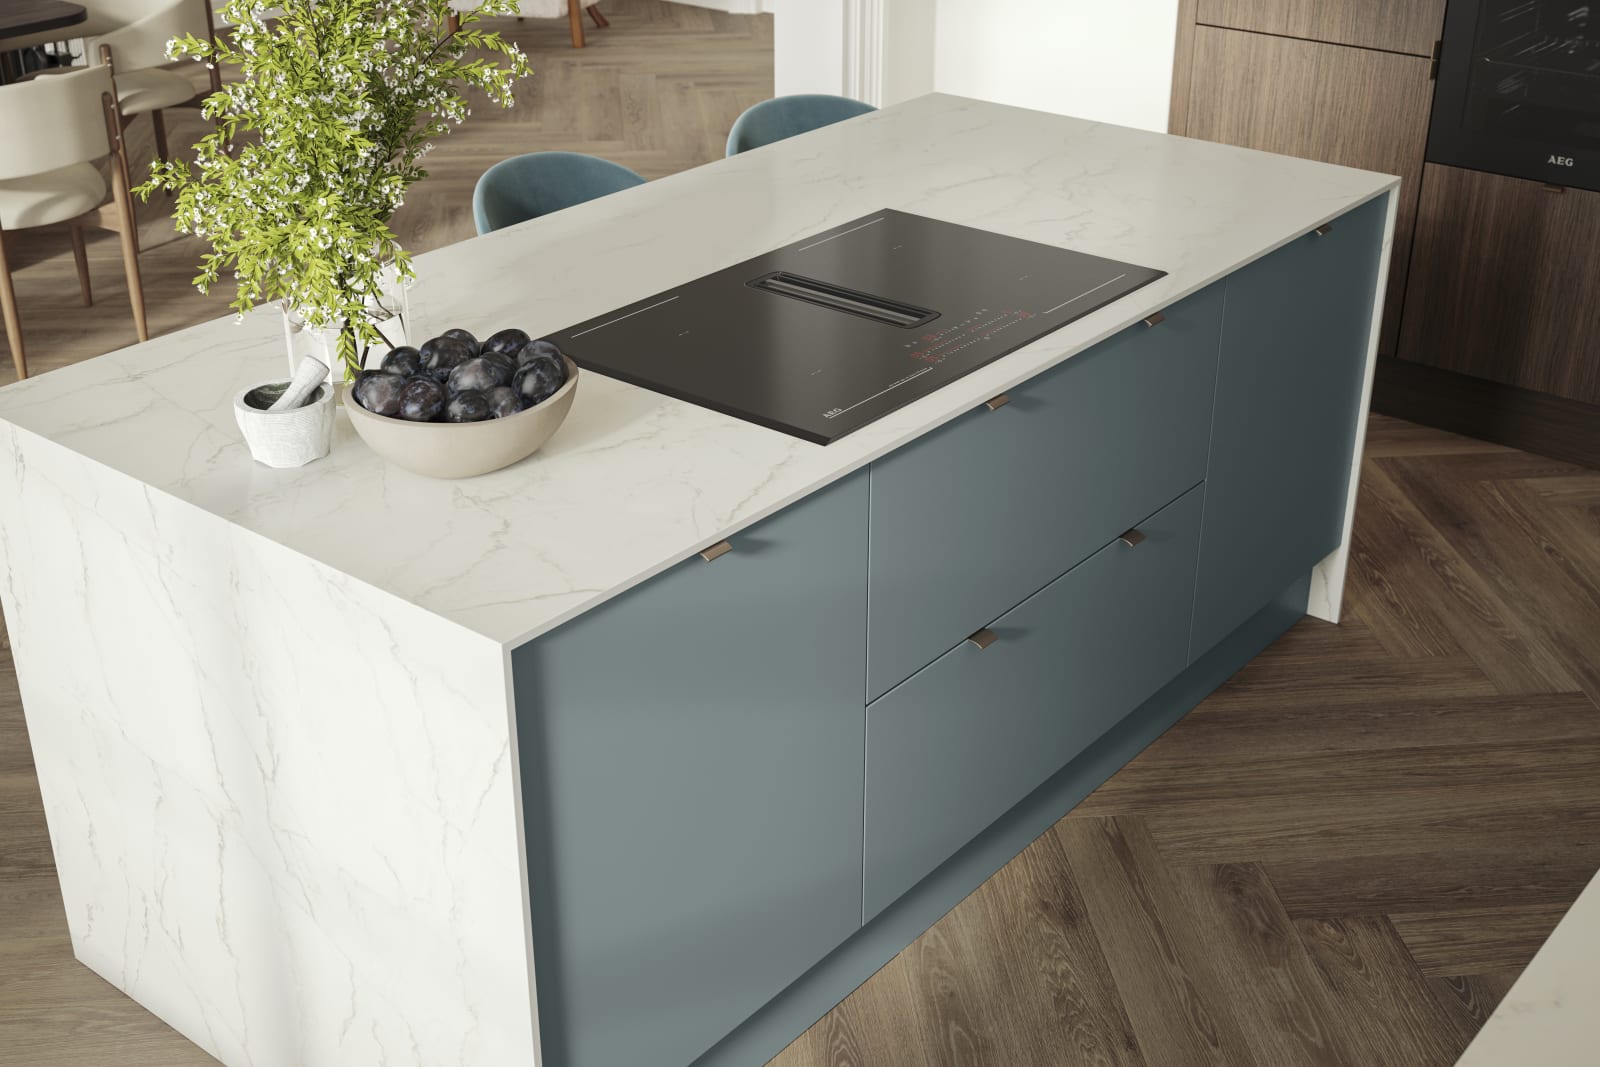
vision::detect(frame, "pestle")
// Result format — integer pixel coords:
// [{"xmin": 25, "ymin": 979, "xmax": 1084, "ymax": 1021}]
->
[{"xmin": 268, "ymin": 356, "xmax": 330, "ymax": 412}]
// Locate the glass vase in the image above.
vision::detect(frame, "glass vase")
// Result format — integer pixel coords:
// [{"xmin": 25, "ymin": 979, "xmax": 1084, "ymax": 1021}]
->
[{"xmin": 280, "ymin": 267, "xmax": 412, "ymax": 385}]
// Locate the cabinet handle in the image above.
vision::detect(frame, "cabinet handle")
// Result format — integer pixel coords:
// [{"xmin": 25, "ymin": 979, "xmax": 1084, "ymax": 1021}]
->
[
  {"xmin": 699, "ymin": 540, "xmax": 733, "ymax": 563},
  {"xmin": 966, "ymin": 628, "xmax": 998, "ymax": 651},
  {"xmin": 983, "ymin": 393, "xmax": 1010, "ymax": 412},
  {"xmin": 1142, "ymin": 311, "xmax": 1166, "ymax": 328},
  {"xmin": 1314, "ymin": 223, "xmax": 1334, "ymax": 237},
  {"xmin": 1117, "ymin": 528, "xmax": 1147, "ymax": 548}
]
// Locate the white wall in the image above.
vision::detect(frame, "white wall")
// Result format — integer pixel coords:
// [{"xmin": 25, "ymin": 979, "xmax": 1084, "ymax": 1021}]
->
[
  {"xmin": 773, "ymin": 0, "xmax": 846, "ymax": 97},
  {"xmin": 931, "ymin": 0, "xmax": 1179, "ymax": 131}
]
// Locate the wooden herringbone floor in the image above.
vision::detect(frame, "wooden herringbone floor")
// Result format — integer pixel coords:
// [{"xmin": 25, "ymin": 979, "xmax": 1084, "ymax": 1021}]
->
[
  {"xmin": 3, "ymin": 5, "xmax": 1600, "ymax": 1065},
  {"xmin": 0, "ymin": 0, "xmax": 773, "ymax": 384}
]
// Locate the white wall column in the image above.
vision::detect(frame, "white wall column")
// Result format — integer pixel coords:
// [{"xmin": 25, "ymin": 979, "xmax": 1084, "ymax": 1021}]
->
[{"xmin": 774, "ymin": 0, "xmax": 1180, "ymax": 129}]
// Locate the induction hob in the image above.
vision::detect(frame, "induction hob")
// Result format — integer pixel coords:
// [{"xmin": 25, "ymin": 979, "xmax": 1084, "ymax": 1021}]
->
[{"xmin": 550, "ymin": 210, "xmax": 1165, "ymax": 444}]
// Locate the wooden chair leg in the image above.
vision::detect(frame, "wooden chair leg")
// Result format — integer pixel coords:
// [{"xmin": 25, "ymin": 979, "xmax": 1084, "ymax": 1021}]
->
[
  {"xmin": 588, "ymin": 4, "xmax": 609, "ymax": 28},
  {"xmin": 104, "ymin": 92, "xmax": 149, "ymax": 343},
  {"xmin": 568, "ymin": 0, "xmax": 586, "ymax": 47},
  {"xmin": 70, "ymin": 224, "xmax": 92, "ymax": 306},
  {"xmin": 151, "ymin": 109, "xmax": 169, "ymax": 164},
  {"xmin": 0, "ymin": 228, "xmax": 26, "ymax": 380},
  {"xmin": 112, "ymin": 191, "xmax": 148, "ymax": 343}
]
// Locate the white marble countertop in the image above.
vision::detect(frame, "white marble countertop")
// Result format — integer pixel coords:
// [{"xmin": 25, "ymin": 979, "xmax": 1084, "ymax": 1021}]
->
[
  {"xmin": 1456, "ymin": 868, "xmax": 1600, "ymax": 1066},
  {"xmin": 0, "ymin": 93, "xmax": 1395, "ymax": 649}
]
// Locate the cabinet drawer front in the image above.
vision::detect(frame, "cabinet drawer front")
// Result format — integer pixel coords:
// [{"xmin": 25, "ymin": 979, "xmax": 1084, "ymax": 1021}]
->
[
  {"xmin": 513, "ymin": 473, "xmax": 869, "ymax": 1067},
  {"xmin": 867, "ymin": 283, "xmax": 1221, "ymax": 701},
  {"xmin": 864, "ymin": 484, "xmax": 1204, "ymax": 919}
]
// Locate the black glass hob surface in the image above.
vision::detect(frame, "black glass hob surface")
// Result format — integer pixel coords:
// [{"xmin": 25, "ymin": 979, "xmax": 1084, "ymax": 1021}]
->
[{"xmin": 550, "ymin": 210, "xmax": 1165, "ymax": 444}]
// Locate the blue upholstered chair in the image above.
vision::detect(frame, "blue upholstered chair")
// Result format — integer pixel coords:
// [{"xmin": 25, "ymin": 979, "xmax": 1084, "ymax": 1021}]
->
[
  {"xmin": 472, "ymin": 151, "xmax": 646, "ymax": 235},
  {"xmin": 725, "ymin": 94, "xmax": 877, "ymax": 156}
]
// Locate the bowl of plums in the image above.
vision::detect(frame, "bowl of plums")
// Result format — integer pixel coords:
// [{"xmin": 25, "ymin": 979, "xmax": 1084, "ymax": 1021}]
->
[{"xmin": 344, "ymin": 326, "xmax": 578, "ymax": 479}]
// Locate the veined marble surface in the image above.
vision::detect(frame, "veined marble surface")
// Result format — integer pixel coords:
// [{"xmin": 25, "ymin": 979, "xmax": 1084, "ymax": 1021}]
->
[
  {"xmin": 0, "ymin": 93, "xmax": 1396, "ymax": 649},
  {"xmin": 1456, "ymin": 868, "xmax": 1600, "ymax": 1066},
  {"xmin": 0, "ymin": 422, "xmax": 537, "ymax": 1064}
]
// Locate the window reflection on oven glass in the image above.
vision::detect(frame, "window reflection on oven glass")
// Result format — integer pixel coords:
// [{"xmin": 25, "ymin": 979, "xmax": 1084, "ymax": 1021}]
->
[{"xmin": 1467, "ymin": 1, "xmax": 1600, "ymax": 150}]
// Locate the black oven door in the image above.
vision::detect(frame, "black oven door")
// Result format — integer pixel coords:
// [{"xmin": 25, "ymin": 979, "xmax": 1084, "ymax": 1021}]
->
[{"xmin": 1426, "ymin": 0, "xmax": 1600, "ymax": 191}]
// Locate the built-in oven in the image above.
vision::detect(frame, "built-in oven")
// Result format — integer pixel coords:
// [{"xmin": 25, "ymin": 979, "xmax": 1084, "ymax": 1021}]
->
[{"xmin": 1427, "ymin": 0, "xmax": 1600, "ymax": 191}]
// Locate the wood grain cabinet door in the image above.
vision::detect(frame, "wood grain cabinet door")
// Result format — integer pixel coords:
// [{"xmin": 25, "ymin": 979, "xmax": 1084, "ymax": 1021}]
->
[
  {"xmin": 1398, "ymin": 164, "xmax": 1600, "ymax": 406},
  {"xmin": 511, "ymin": 472, "xmax": 869, "ymax": 1067},
  {"xmin": 1186, "ymin": 27, "xmax": 1431, "ymax": 356},
  {"xmin": 1197, "ymin": 0, "xmax": 1445, "ymax": 56}
]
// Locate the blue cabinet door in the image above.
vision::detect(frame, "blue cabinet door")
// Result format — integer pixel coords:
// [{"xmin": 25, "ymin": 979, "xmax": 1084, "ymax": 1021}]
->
[
  {"xmin": 1191, "ymin": 194, "xmax": 1388, "ymax": 657},
  {"xmin": 867, "ymin": 283, "xmax": 1223, "ymax": 700},
  {"xmin": 863, "ymin": 484, "xmax": 1205, "ymax": 919},
  {"xmin": 510, "ymin": 473, "xmax": 868, "ymax": 1067}
]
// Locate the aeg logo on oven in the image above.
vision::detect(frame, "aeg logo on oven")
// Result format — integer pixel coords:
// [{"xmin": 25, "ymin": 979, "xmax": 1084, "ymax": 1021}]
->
[{"xmin": 1549, "ymin": 155, "xmax": 1576, "ymax": 166}]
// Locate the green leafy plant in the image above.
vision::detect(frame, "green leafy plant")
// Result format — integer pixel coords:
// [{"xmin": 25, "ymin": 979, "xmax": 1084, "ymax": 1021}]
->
[{"xmin": 138, "ymin": 0, "xmax": 532, "ymax": 379}]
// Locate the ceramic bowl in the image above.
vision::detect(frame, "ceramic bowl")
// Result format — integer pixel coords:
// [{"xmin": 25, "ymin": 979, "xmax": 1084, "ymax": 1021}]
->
[
  {"xmin": 343, "ymin": 357, "xmax": 580, "ymax": 479},
  {"xmin": 234, "ymin": 381, "xmax": 337, "ymax": 468}
]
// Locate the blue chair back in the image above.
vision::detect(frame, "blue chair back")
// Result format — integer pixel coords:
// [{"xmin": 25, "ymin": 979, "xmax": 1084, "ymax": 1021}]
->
[
  {"xmin": 473, "ymin": 151, "xmax": 646, "ymax": 235},
  {"xmin": 725, "ymin": 94, "xmax": 877, "ymax": 156}
]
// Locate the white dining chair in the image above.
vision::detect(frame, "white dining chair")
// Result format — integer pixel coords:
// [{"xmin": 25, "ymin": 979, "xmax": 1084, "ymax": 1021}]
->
[
  {"xmin": 79, "ymin": 0, "xmax": 223, "ymax": 164},
  {"xmin": 0, "ymin": 66, "xmax": 147, "ymax": 380}
]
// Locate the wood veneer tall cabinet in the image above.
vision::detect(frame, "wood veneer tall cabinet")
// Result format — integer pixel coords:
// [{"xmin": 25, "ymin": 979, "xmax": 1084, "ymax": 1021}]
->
[
  {"xmin": 1170, "ymin": 0, "xmax": 1600, "ymax": 466},
  {"xmin": 1180, "ymin": 26, "xmax": 1432, "ymax": 355},
  {"xmin": 1399, "ymin": 165, "xmax": 1600, "ymax": 406}
]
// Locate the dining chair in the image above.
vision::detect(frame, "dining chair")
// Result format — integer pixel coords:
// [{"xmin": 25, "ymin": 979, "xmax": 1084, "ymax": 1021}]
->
[
  {"xmin": 78, "ymin": 0, "xmax": 223, "ymax": 164},
  {"xmin": 0, "ymin": 66, "xmax": 148, "ymax": 380},
  {"xmin": 473, "ymin": 152, "xmax": 646, "ymax": 235},
  {"xmin": 725, "ymin": 94, "xmax": 877, "ymax": 157},
  {"xmin": 449, "ymin": 0, "xmax": 609, "ymax": 49}
]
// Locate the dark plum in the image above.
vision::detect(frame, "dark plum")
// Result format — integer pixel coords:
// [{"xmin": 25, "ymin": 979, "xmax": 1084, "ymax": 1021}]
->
[
  {"xmin": 481, "ymin": 328, "xmax": 530, "ymax": 359},
  {"xmin": 441, "ymin": 327, "xmax": 480, "ymax": 354},
  {"xmin": 420, "ymin": 336, "xmax": 474, "ymax": 383},
  {"xmin": 398, "ymin": 377, "xmax": 447, "ymax": 421},
  {"xmin": 512, "ymin": 360, "xmax": 564, "ymax": 408},
  {"xmin": 485, "ymin": 386, "xmax": 523, "ymax": 419},
  {"xmin": 447, "ymin": 357, "xmax": 501, "ymax": 395},
  {"xmin": 480, "ymin": 350, "xmax": 516, "ymax": 387},
  {"xmin": 379, "ymin": 345, "xmax": 423, "ymax": 378},
  {"xmin": 515, "ymin": 338, "xmax": 565, "ymax": 370},
  {"xmin": 445, "ymin": 390, "xmax": 492, "ymax": 423},
  {"xmin": 353, "ymin": 370, "xmax": 406, "ymax": 417}
]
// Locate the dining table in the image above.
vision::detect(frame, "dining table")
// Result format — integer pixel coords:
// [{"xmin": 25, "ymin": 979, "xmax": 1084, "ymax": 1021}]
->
[{"xmin": 0, "ymin": 0, "xmax": 86, "ymax": 82}]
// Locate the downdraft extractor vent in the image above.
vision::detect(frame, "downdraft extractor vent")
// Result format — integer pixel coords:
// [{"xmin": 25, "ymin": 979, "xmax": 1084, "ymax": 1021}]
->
[{"xmin": 748, "ymin": 272, "xmax": 939, "ymax": 329}]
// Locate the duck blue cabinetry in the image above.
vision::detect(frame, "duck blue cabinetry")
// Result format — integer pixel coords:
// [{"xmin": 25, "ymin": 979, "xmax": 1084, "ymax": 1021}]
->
[
  {"xmin": 509, "ymin": 194, "xmax": 1388, "ymax": 1067},
  {"xmin": 866, "ymin": 284, "xmax": 1223, "ymax": 701},
  {"xmin": 510, "ymin": 472, "xmax": 869, "ymax": 1067},
  {"xmin": 1191, "ymin": 195, "xmax": 1387, "ymax": 656}
]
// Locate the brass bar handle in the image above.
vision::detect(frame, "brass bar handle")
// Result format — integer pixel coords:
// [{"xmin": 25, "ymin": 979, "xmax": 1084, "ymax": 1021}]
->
[
  {"xmin": 1314, "ymin": 223, "xmax": 1334, "ymax": 237},
  {"xmin": 699, "ymin": 540, "xmax": 733, "ymax": 563},
  {"xmin": 984, "ymin": 393, "xmax": 1011, "ymax": 412},
  {"xmin": 1117, "ymin": 528, "xmax": 1147, "ymax": 548},
  {"xmin": 966, "ymin": 628, "xmax": 999, "ymax": 651},
  {"xmin": 1142, "ymin": 311, "xmax": 1166, "ymax": 328}
]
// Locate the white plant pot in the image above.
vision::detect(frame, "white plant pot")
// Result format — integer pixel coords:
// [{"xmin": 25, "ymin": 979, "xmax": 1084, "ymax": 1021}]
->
[{"xmin": 234, "ymin": 380, "xmax": 337, "ymax": 468}]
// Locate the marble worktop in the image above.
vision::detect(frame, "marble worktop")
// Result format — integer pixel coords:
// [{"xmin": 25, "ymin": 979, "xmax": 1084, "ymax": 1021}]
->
[
  {"xmin": 1455, "ymin": 867, "xmax": 1600, "ymax": 1067},
  {"xmin": 0, "ymin": 93, "xmax": 1396, "ymax": 649}
]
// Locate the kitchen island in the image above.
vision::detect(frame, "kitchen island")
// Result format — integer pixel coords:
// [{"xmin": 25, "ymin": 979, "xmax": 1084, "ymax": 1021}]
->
[{"xmin": 0, "ymin": 94, "xmax": 1396, "ymax": 1067}]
